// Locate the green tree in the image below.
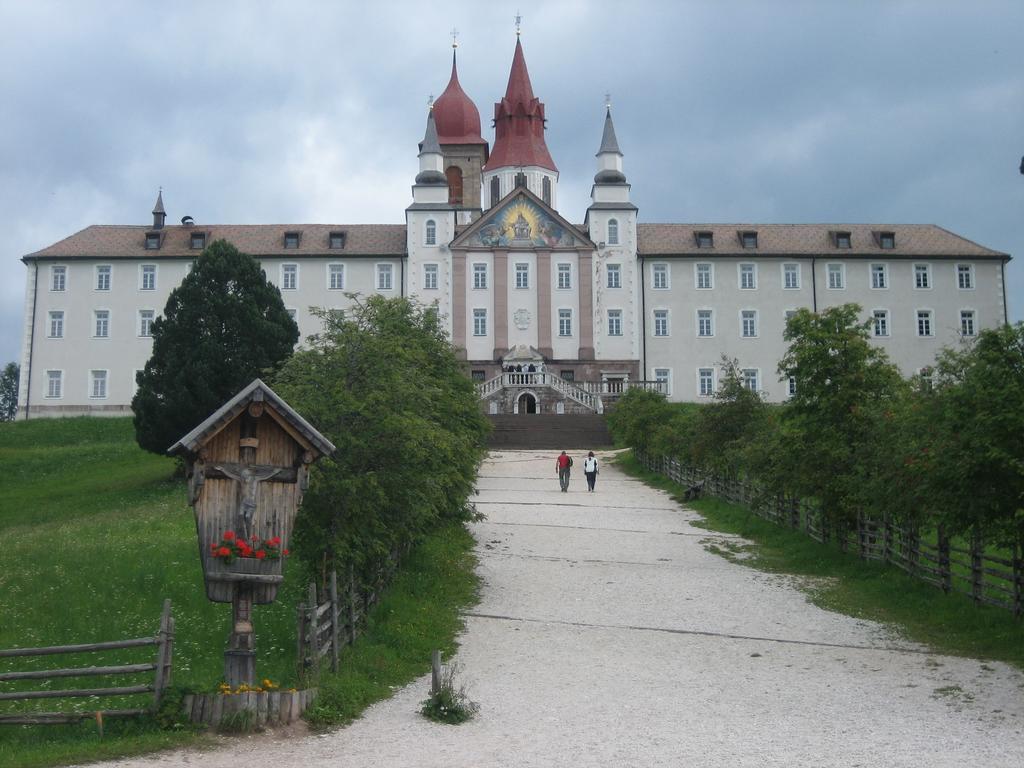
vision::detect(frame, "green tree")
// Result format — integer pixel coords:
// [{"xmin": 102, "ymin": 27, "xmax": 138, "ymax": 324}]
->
[
  {"xmin": 776, "ymin": 304, "xmax": 906, "ymax": 530},
  {"xmin": 272, "ymin": 296, "xmax": 489, "ymax": 580},
  {"xmin": 0, "ymin": 362, "xmax": 19, "ymax": 421},
  {"xmin": 920, "ymin": 323, "xmax": 1024, "ymax": 545},
  {"xmin": 132, "ymin": 240, "xmax": 298, "ymax": 454}
]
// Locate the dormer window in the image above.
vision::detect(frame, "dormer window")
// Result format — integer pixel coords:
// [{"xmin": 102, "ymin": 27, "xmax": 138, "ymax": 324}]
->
[
  {"xmin": 190, "ymin": 232, "xmax": 206, "ymax": 250},
  {"xmin": 879, "ymin": 231, "xmax": 895, "ymax": 250},
  {"xmin": 740, "ymin": 231, "xmax": 758, "ymax": 249},
  {"xmin": 329, "ymin": 231, "xmax": 346, "ymax": 249},
  {"xmin": 145, "ymin": 233, "xmax": 161, "ymax": 250},
  {"xmin": 834, "ymin": 231, "xmax": 852, "ymax": 249},
  {"xmin": 284, "ymin": 232, "xmax": 300, "ymax": 249},
  {"xmin": 696, "ymin": 231, "xmax": 714, "ymax": 248}
]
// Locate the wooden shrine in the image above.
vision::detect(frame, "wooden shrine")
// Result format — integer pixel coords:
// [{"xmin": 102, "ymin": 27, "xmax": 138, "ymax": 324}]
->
[{"xmin": 169, "ymin": 379, "xmax": 335, "ymax": 686}]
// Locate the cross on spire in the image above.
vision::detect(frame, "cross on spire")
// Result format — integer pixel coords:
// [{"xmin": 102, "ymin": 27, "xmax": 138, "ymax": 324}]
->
[
  {"xmin": 515, "ymin": 11, "xmax": 522, "ymax": 36},
  {"xmin": 427, "ymin": 93, "xmax": 434, "ymax": 110},
  {"xmin": 605, "ymin": 92, "xmax": 612, "ymax": 110},
  {"xmin": 451, "ymin": 27, "xmax": 458, "ymax": 48}
]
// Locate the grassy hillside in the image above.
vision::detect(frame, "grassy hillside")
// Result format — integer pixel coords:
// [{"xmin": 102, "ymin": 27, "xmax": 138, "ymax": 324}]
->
[{"xmin": 0, "ymin": 418, "xmax": 480, "ymax": 767}]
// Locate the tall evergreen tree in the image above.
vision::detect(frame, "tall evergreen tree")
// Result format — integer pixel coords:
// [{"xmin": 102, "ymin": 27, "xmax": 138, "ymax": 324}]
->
[
  {"xmin": 132, "ymin": 240, "xmax": 298, "ymax": 454},
  {"xmin": 0, "ymin": 362, "xmax": 19, "ymax": 421}
]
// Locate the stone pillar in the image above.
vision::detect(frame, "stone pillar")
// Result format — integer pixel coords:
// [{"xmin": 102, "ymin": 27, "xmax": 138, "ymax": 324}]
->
[
  {"xmin": 452, "ymin": 253, "xmax": 467, "ymax": 359},
  {"xmin": 577, "ymin": 249, "xmax": 595, "ymax": 359},
  {"xmin": 536, "ymin": 250, "xmax": 552, "ymax": 358},
  {"xmin": 492, "ymin": 250, "xmax": 509, "ymax": 359}
]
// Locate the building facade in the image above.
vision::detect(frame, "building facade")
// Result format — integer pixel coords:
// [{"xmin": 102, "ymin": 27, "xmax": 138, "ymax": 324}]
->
[{"xmin": 17, "ymin": 37, "xmax": 1011, "ymax": 419}]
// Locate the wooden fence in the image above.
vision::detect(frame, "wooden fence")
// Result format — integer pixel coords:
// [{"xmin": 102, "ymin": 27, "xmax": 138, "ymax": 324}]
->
[
  {"xmin": 296, "ymin": 546, "xmax": 408, "ymax": 674},
  {"xmin": 0, "ymin": 600, "xmax": 174, "ymax": 726},
  {"xmin": 641, "ymin": 452, "xmax": 1024, "ymax": 618}
]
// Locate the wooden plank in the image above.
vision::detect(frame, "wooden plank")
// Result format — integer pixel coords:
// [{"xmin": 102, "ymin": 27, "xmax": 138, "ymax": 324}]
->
[
  {"xmin": 330, "ymin": 570, "xmax": 340, "ymax": 673},
  {"xmin": 206, "ymin": 573, "xmax": 284, "ymax": 584},
  {"xmin": 152, "ymin": 599, "xmax": 172, "ymax": 708},
  {"xmin": 0, "ymin": 663, "xmax": 157, "ymax": 682},
  {"xmin": 257, "ymin": 691, "xmax": 268, "ymax": 726},
  {"xmin": 0, "ymin": 708, "xmax": 148, "ymax": 725},
  {"xmin": 210, "ymin": 694, "xmax": 224, "ymax": 726},
  {"xmin": 0, "ymin": 684, "xmax": 153, "ymax": 701},
  {"xmin": 0, "ymin": 637, "xmax": 156, "ymax": 658},
  {"xmin": 315, "ymin": 602, "xmax": 332, "ymax": 621},
  {"xmin": 307, "ymin": 581, "xmax": 319, "ymax": 673}
]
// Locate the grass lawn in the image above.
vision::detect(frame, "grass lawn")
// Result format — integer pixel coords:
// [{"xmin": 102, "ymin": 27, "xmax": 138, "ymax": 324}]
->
[
  {"xmin": 614, "ymin": 451, "xmax": 1024, "ymax": 671},
  {"xmin": 0, "ymin": 418, "xmax": 480, "ymax": 767}
]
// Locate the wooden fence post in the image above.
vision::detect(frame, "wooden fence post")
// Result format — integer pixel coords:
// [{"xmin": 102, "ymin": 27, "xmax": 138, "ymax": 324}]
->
[
  {"xmin": 430, "ymin": 650, "xmax": 442, "ymax": 696},
  {"xmin": 329, "ymin": 570, "xmax": 340, "ymax": 673},
  {"xmin": 152, "ymin": 599, "xmax": 174, "ymax": 708},
  {"xmin": 882, "ymin": 513, "xmax": 892, "ymax": 564},
  {"xmin": 348, "ymin": 563, "xmax": 358, "ymax": 645},
  {"xmin": 295, "ymin": 601, "xmax": 306, "ymax": 675},
  {"xmin": 1013, "ymin": 536, "xmax": 1023, "ymax": 620},
  {"xmin": 857, "ymin": 512, "xmax": 866, "ymax": 560},
  {"xmin": 937, "ymin": 525, "xmax": 951, "ymax": 594},
  {"xmin": 970, "ymin": 526, "xmax": 984, "ymax": 605},
  {"xmin": 307, "ymin": 582, "xmax": 319, "ymax": 673}
]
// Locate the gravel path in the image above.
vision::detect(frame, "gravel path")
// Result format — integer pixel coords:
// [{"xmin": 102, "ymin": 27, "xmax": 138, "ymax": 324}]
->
[{"xmin": 90, "ymin": 450, "xmax": 1024, "ymax": 767}]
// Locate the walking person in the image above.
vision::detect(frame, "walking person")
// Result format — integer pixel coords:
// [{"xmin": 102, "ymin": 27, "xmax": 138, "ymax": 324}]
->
[
  {"xmin": 555, "ymin": 450, "xmax": 573, "ymax": 492},
  {"xmin": 583, "ymin": 451, "xmax": 599, "ymax": 492}
]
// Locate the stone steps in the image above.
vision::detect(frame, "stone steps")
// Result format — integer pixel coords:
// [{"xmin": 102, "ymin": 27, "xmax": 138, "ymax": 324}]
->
[{"xmin": 487, "ymin": 414, "xmax": 613, "ymax": 449}]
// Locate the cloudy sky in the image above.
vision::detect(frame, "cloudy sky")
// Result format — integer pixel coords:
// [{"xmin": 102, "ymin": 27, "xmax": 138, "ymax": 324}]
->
[{"xmin": 2, "ymin": 0, "xmax": 1022, "ymax": 367}]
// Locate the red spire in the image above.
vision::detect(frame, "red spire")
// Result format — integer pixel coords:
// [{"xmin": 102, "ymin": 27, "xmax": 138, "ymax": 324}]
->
[
  {"xmin": 432, "ymin": 50, "xmax": 487, "ymax": 146},
  {"xmin": 484, "ymin": 38, "xmax": 557, "ymax": 172}
]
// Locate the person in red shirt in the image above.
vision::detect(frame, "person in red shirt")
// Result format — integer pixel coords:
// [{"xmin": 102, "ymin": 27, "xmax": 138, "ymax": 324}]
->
[{"xmin": 555, "ymin": 450, "xmax": 573, "ymax": 492}]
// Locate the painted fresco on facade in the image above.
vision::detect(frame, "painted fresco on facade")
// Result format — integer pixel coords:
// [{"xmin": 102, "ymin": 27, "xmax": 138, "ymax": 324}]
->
[{"xmin": 467, "ymin": 196, "xmax": 579, "ymax": 248}]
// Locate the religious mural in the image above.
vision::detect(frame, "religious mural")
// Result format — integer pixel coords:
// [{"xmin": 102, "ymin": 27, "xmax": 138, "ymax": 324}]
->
[{"xmin": 464, "ymin": 195, "xmax": 580, "ymax": 248}]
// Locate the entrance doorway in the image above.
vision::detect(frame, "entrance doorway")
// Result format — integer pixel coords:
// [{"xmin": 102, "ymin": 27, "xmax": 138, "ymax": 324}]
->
[{"xmin": 518, "ymin": 392, "xmax": 537, "ymax": 414}]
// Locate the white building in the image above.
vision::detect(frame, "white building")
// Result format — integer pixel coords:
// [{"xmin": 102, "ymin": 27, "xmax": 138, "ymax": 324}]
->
[{"xmin": 17, "ymin": 36, "xmax": 1011, "ymax": 419}]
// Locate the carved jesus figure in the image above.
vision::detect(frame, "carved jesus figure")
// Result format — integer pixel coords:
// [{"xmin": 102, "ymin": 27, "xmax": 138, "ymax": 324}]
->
[{"xmin": 213, "ymin": 463, "xmax": 285, "ymax": 539}]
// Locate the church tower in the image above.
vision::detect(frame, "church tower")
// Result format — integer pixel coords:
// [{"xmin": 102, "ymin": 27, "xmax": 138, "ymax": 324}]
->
[
  {"xmin": 481, "ymin": 35, "xmax": 559, "ymax": 210},
  {"xmin": 431, "ymin": 42, "xmax": 488, "ymax": 219},
  {"xmin": 586, "ymin": 106, "xmax": 639, "ymax": 366}
]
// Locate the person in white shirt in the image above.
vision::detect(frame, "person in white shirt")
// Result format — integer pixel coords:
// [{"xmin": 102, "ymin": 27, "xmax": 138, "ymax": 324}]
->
[{"xmin": 583, "ymin": 451, "xmax": 599, "ymax": 492}]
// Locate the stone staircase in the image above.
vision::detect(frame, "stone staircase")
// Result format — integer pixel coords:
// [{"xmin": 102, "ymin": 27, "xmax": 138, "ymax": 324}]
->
[{"xmin": 487, "ymin": 414, "xmax": 613, "ymax": 450}]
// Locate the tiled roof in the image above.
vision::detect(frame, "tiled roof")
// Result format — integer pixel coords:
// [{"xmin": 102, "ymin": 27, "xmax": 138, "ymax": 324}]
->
[
  {"xmin": 637, "ymin": 223, "xmax": 1008, "ymax": 258},
  {"xmin": 25, "ymin": 223, "xmax": 408, "ymax": 260}
]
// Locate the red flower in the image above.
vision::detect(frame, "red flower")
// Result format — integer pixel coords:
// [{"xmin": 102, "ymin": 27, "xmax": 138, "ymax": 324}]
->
[
  {"xmin": 256, "ymin": 550, "xmax": 267, "ymax": 560},
  {"xmin": 267, "ymin": 536, "xmax": 281, "ymax": 546},
  {"xmin": 223, "ymin": 531, "xmax": 236, "ymax": 541},
  {"xmin": 283, "ymin": 549, "xmax": 290, "ymax": 556},
  {"xmin": 217, "ymin": 546, "xmax": 231, "ymax": 557}
]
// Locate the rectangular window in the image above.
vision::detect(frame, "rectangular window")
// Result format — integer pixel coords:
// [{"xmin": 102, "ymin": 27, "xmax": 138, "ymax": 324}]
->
[
  {"xmin": 190, "ymin": 232, "xmax": 206, "ymax": 250},
  {"xmin": 873, "ymin": 309, "xmax": 889, "ymax": 337},
  {"xmin": 957, "ymin": 264, "xmax": 974, "ymax": 289},
  {"xmin": 871, "ymin": 263, "xmax": 887, "ymax": 289},
  {"xmin": 46, "ymin": 370, "xmax": 62, "ymax": 399},
  {"xmin": 783, "ymin": 263, "xmax": 800, "ymax": 290},
  {"xmin": 914, "ymin": 264, "xmax": 931, "ymax": 289},
  {"xmin": 470, "ymin": 369, "xmax": 486, "ymax": 382},
  {"xmin": 51, "ymin": 266, "xmax": 66, "ymax": 292},
  {"xmin": 698, "ymin": 368, "xmax": 715, "ymax": 397},
  {"xmin": 917, "ymin": 310, "xmax": 933, "ymax": 337},
  {"xmin": 653, "ymin": 309, "xmax": 668, "ymax": 337},
  {"xmin": 377, "ymin": 264, "xmax": 393, "ymax": 291},
  {"xmin": 284, "ymin": 232, "xmax": 300, "ymax": 249},
  {"xmin": 139, "ymin": 310, "xmax": 155, "ymax": 337},
  {"xmin": 827, "ymin": 263, "xmax": 844, "ymax": 289},
  {"xmin": 652, "ymin": 263, "xmax": 668, "ymax": 289},
  {"xmin": 741, "ymin": 310, "xmax": 757, "ymax": 338},
  {"xmin": 558, "ymin": 309, "xmax": 572, "ymax": 337},
  {"xmin": 145, "ymin": 233, "xmax": 160, "ymax": 250},
  {"xmin": 960, "ymin": 310, "xmax": 976, "ymax": 336},
  {"xmin": 48, "ymin": 311, "xmax": 64, "ymax": 338},
  {"xmin": 329, "ymin": 231, "xmax": 345, "ymax": 249},
  {"xmin": 696, "ymin": 263, "xmax": 712, "ymax": 289},
  {"xmin": 654, "ymin": 368, "xmax": 671, "ymax": 395},
  {"xmin": 607, "ymin": 309, "xmax": 622, "ymax": 336},
  {"xmin": 741, "ymin": 231, "xmax": 758, "ymax": 249},
  {"xmin": 473, "ymin": 263, "xmax": 487, "ymax": 289},
  {"xmin": 696, "ymin": 231, "xmax": 713, "ymax": 248},
  {"xmin": 329, "ymin": 264, "xmax": 345, "ymax": 290},
  {"xmin": 788, "ymin": 376, "xmax": 797, "ymax": 397},
  {"xmin": 96, "ymin": 265, "xmax": 111, "ymax": 291},
  {"xmin": 557, "ymin": 263, "xmax": 572, "ymax": 290},
  {"xmin": 423, "ymin": 264, "xmax": 438, "ymax": 290},
  {"xmin": 739, "ymin": 263, "xmax": 756, "ymax": 290},
  {"xmin": 473, "ymin": 308, "xmax": 487, "ymax": 336},
  {"xmin": 879, "ymin": 232, "xmax": 895, "ymax": 250},
  {"xmin": 515, "ymin": 263, "xmax": 529, "ymax": 289},
  {"xmin": 140, "ymin": 264, "xmax": 156, "ymax": 291},
  {"xmin": 606, "ymin": 263, "xmax": 621, "ymax": 289},
  {"xmin": 697, "ymin": 309, "xmax": 713, "ymax": 337},
  {"xmin": 560, "ymin": 369, "xmax": 575, "ymax": 382},
  {"xmin": 742, "ymin": 368, "xmax": 759, "ymax": 392},
  {"xmin": 94, "ymin": 310, "xmax": 109, "ymax": 338},
  {"xmin": 90, "ymin": 370, "xmax": 108, "ymax": 399},
  {"xmin": 286, "ymin": 308, "xmax": 297, "ymax": 321},
  {"xmin": 835, "ymin": 232, "xmax": 852, "ymax": 249},
  {"xmin": 282, "ymin": 264, "xmax": 298, "ymax": 290}
]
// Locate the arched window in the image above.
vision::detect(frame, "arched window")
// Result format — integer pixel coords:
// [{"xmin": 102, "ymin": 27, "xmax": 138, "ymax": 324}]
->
[
  {"xmin": 608, "ymin": 218, "xmax": 619, "ymax": 245},
  {"xmin": 542, "ymin": 176, "xmax": 552, "ymax": 205},
  {"xmin": 446, "ymin": 166, "xmax": 463, "ymax": 205},
  {"xmin": 425, "ymin": 219, "xmax": 436, "ymax": 246},
  {"xmin": 489, "ymin": 176, "xmax": 501, "ymax": 208}
]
